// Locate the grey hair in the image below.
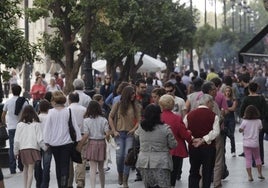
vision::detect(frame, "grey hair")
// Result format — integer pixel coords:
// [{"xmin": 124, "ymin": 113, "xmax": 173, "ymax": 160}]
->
[
  {"xmin": 197, "ymin": 94, "xmax": 213, "ymax": 106},
  {"xmin": 73, "ymin": 78, "xmax": 85, "ymax": 90}
]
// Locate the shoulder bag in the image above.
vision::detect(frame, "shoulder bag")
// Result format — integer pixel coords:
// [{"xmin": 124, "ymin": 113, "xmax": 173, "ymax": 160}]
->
[
  {"xmin": 124, "ymin": 139, "xmax": 139, "ymax": 167},
  {"xmin": 0, "ymin": 124, "xmax": 9, "ymax": 148},
  {"xmin": 68, "ymin": 109, "xmax": 82, "ymax": 163}
]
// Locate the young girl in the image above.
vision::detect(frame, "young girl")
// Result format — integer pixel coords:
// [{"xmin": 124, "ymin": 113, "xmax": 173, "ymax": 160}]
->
[
  {"xmin": 93, "ymin": 94, "xmax": 113, "ymax": 172},
  {"xmin": 239, "ymin": 105, "xmax": 265, "ymax": 181},
  {"xmin": 14, "ymin": 105, "xmax": 47, "ymax": 188},
  {"xmin": 223, "ymin": 86, "xmax": 238, "ymax": 157},
  {"xmin": 84, "ymin": 100, "xmax": 110, "ymax": 188}
]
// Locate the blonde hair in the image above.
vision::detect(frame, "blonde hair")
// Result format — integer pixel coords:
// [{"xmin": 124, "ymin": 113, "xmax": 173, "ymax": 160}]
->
[
  {"xmin": 51, "ymin": 91, "xmax": 66, "ymax": 105},
  {"xmin": 159, "ymin": 94, "xmax": 174, "ymax": 110},
  {"xmin": 93, "ymin": 94, "xmax": 103, "ymax": 102}
]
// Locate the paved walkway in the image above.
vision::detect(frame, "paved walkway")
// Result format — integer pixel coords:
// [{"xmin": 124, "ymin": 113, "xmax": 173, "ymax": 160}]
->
[{"xmin": 2, "ymin": 124, "xmax": 268, "ymax": 187}]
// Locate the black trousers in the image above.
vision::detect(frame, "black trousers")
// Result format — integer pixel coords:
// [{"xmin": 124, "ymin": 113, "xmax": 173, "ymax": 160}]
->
[
  {"xmin": 171, "ymin": 156, "xmax": 183, "ymax": 186},
  {"xmin": 51, "ymin": 143, "xmax": 72, "ymax": 188},
  {"xmin": 188, "ymin": 147, "xmax": 216, "ymax": 188}
]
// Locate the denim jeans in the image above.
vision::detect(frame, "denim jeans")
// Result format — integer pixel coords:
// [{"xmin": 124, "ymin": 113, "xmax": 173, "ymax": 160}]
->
[
  {"xmin": 8, "ymin": 129, "xmax": 23, "ymax": 173},
  {"xmin": 35, "ymin": 148, "xmax": 53, "ymax": 188},
  {"xmin": 224, "ymin": 119, "xmax": 236, "ymax": 153},
  {"xmin": 115, "ymin": 131, "xmax": 134, "ymax": 176}
]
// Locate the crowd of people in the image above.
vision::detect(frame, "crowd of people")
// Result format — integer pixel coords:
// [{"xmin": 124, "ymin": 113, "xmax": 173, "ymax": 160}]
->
[{"xmin": 0, "ymin": 62, "xmax": 268, "ymax": 188}]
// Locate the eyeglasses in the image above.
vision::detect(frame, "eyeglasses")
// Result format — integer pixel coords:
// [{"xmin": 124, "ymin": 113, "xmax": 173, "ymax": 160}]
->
[{"xmin": 165, "ymin": 89, "xmax": 174, "ymax": 93}]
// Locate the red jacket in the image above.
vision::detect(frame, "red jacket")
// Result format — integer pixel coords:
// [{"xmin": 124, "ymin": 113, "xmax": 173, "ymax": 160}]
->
[{"xmin": 161, "ymin": 110, "xmax": 192, "ymax": 158}]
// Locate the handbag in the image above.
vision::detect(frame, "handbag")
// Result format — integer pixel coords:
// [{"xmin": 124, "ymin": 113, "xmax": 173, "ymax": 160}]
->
[
  {"xmin": 68, "ymin": 109, "xmax": 82, "ymax": 163},
  {"xmin": 0, "ymin": 125, "xmax": 9, "ymax": 141},
  {"xmin": 0, "ymin": 125, "xmax": 9, "ymax": 148},
  {"xmin": 124, "ymin": 140, "xmax": 139, "ymax": 167}
]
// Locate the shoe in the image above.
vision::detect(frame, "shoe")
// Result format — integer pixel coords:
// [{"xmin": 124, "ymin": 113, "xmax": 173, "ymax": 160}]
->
[
  {"xmin": 134, "ymin": 176, "xmax": 142, "ymax": 182},
  {"xmin": 248, "ymin": 178, "xmax": 254, "ymax": 182},
  {"xmin": 238, "ymin": 152, "xmax": 245, "ymax": 157},
  {"xmin": 105, "ymin": 167, "xmax": 110, "ymax": 172},
  {"xmin": 222, "ymin": 170, "xmax": 229, "ymax": 180},
  {"xmin": 258, "ymin": 176, "xmax": 265, "ymax": 180},
  {"xmin": 231, "ymin": 152, "xmax": 236, "ymax": 157}
]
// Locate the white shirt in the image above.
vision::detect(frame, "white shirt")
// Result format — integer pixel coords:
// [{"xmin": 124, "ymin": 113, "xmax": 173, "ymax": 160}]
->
[
  {"xmin": 46, "ymin": 84, "xmax": 61, "ymax": 92},
  {"xmin": 14, "ymin": 122, "xmax": 46, "ymax": 155},
  {"xmin": 38, "ymin": 113, "xmax": 48, "ymax": 132},
  {"xmin": 68, "ymin": 103, "xmax": 86, "ymax": 132},
  {"xmin": 74, "ymin": 90, "xmax": 92, "ymax": 108},
  {"xmin": 173, "ymin": 96, "xmax": 186, "ymax": 116},
  {"xmin": 43, "ymin": 107, "xmax": 82, "ymax": 146},
  {"xmin": 3, "ymin": 96, "xmax": 28, "ymax": 130},
  {"xmin": 83, "ymin": 116, "xmax": 109, "ymax": 140}
]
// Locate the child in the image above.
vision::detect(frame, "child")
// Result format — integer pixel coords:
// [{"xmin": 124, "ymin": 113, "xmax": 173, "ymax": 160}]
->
[
  {"xmin": 93, "ymin": 94, "xmax": 113, "ymax": 172},
  {"xmin": 37, "ymin": 99, "xmax": 52, "ymax": 188},
  {"xmin": 14, "ymin": 105, "xmax": 47, "ymax": 188},
  {"xmin": 239, "ymin": 105, "xmax": 265, "ymax": 181},
  {"xmin": 83, "ymin": 100, "xmax": 110, "ymax": 188}
]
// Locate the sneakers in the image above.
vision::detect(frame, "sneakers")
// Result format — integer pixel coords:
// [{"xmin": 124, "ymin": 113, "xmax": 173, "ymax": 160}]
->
[
  {"xmin": 231, "ymin": 152, "xmax": 236, "ymax": 157},
  {"xmin": 238, "ymin": 152, "xmax": 245, "ymax": 157}
]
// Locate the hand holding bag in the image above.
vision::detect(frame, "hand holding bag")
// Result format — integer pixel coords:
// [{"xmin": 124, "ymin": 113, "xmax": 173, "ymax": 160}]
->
[
  {"xmin": 68, "ymin": 109, "xmax": 82, "ymax": 163},
  {"xmin": 124, "ymin": 139, "xmax": 139, "ymax": 167},
  {"xmin": 0, "ymin": 124, "xmax": 9, "ymax": 148}
]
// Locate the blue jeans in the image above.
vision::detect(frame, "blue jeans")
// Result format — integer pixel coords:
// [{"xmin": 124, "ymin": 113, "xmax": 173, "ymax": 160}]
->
[
  {"xmin": 224, "ymin": 119, "xmax": 236, "ymax": 153},
  {"xmin": 35, "ymin": 148, "xmax": 53, "ymax": 188},
  {"xmin": 8, "ymin": 129, "xmax": 23, "ymax": 173},
  {"xmin": 115, "ymin": 131, "xmax": 134, "ymax": 176}
]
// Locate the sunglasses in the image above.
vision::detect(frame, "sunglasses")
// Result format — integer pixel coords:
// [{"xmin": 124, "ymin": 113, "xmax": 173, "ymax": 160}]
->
[{"xmin": 165, "ymin": 89, "xmax": 174, "ymax": 93}]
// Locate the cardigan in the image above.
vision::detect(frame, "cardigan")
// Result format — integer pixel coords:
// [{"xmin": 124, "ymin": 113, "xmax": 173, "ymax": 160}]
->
[{"xmin": 135, "ymin": 124, "xmax": 177, "ymax": 170}]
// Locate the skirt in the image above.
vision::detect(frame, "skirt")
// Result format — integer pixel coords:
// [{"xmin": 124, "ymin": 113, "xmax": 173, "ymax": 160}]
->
[
  {"xmin": 85, "ymin": 139, "xmax": 106, "ymax": 161},
  {"xmin": 19, "ymin": 149, "xmax": 41, "ymax": 165},
  {"xmin": 139, "ymin": 168, "xmax": 171, "ymax": 187}
]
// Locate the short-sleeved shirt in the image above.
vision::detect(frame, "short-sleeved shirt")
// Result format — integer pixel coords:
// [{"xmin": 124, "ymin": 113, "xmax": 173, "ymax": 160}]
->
[
  {"xmin": 239, "ymin": 119, "xmax": 262, "ymax": 148},
  {"xmin": 3, "ymin": 96, "xmax": 28, "ymax": 130},
  {"xmin": 83, "ymin": 116, "xmax": 109, "ymax": 139}
]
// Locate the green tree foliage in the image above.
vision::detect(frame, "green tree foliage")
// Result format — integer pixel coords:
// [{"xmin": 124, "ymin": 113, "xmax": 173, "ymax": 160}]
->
[
  {"xmin": 28, "ymin": 0, "xmax": 109, "ymax": 93},
  {"xmin": 0, "ymin": 0, "xmax": 36, "ymax": 68},
  {"xmin": 92, "ymin": 0, "xmax": 196, "ymax": 80},
  {"xmin": 194, "ymin": 24, "xmax": 218, "ymax": 69}
]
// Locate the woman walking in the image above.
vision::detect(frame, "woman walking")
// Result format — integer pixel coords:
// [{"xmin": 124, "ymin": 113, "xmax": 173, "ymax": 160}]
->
[
  {"xmin": 43, "ymin": 91, "xmax": 81, "ymax": 188},
  {"xmin": 223, "ymin": 86, "xmax": 238, "ymax": 157},
  {"xmin": 135, "ymin": 104, "xmax": 177, "ymax": 188},
  {"xmin": 108, "ymin": 86, "xmax": 141, "ymax": 188}
]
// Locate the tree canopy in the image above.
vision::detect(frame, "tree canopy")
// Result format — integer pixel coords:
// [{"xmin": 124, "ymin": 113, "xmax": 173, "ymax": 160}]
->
[{"xmin": 0, "ymin": 0, "xmax": 36, "ymax": 68}]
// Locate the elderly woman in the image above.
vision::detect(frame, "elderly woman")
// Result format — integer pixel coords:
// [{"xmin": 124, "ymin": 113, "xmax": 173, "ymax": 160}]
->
[
  {"xmin": 159, "ymin": 94, "xmax": 192, "ymax": 187},
  {"xmin": 43, "ymin": 91, "xmax": 82, "ymax": 187},
  {"xmin": 135, "ymin": 104, "xmax": 177, "ymax": 188}
]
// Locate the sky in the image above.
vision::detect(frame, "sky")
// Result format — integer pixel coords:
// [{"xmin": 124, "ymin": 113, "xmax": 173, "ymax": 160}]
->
[{"xmin": 179, "ymin": 0, "xmax": 223, "ymax": 14}]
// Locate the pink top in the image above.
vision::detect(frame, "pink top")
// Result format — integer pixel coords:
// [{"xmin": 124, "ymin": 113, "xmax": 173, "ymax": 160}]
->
[
  {"xmin": 215, "ymin": 91, "xmax": 228, "ymax": 110},
  {"xmin": 239, "ymin": 119, "xmax": 262, "ymax": 148}
]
